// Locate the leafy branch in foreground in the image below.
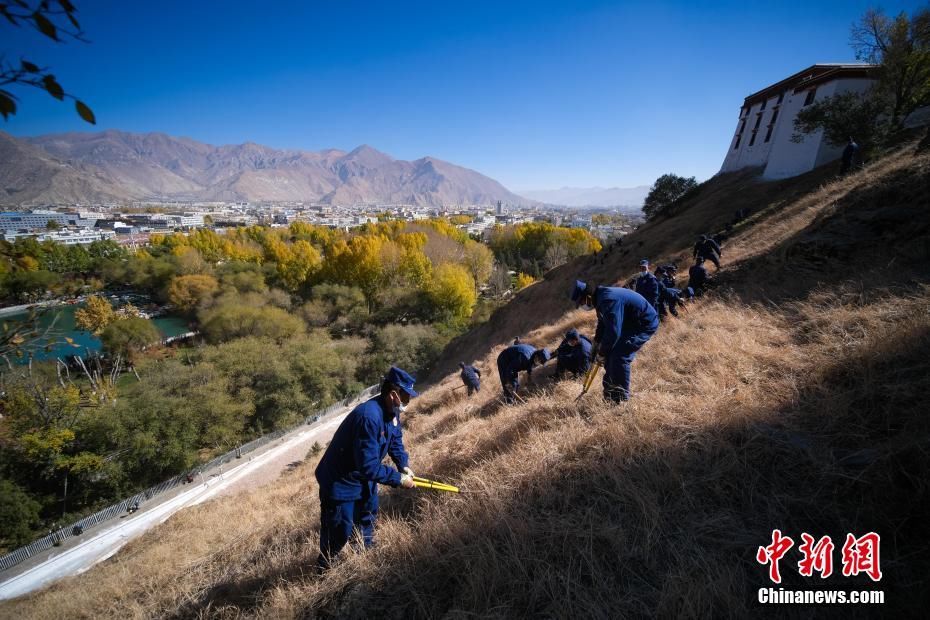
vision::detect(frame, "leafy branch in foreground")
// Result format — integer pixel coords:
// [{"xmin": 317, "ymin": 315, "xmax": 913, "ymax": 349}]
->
[{"xmin": 0, "ymin": 0, "xmax": 94, "ymax": 123}]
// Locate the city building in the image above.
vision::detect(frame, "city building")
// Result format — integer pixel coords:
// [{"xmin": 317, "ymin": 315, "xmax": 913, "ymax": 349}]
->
[
  {"xmin": 0, "ymin": 210, "xmax": 82, "ymax": 230},
  {"xmin": 720, "ymin": 64, "xmax": 877, "ymax": 179}
]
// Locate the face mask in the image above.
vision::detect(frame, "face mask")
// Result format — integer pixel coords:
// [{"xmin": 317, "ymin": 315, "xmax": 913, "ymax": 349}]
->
[{"xmin": 392, "ymin": 393, "xmax": 407, "ymax": 416}]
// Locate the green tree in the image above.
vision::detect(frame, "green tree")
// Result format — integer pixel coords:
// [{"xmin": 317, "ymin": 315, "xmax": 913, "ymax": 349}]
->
[
  {"xmin": 74, "ymin": 294, "xmax": 115, "ymax": 334},
  {"xmin": 642, "ymin": 173, "xmax": 699, "ymax": 220},
  {"xmin": 200, "ymin": 304, "xmax": 304, "ymax": 343},
  {"xmin": 45, "ymin": 219, "xmax": 60, "ymax": 230},
  {"xmin": 167, "ymin": 274, "xmax": 220, "ymax": 314},
  {"xmin": 851, "ymin": 7, "xmax": 930, "ymax": 131},
  {"xmin": 462, "ymin": 240, "xmax": 494, "ymax": 294},
  {"xmin": 792, "ymin": 90, "xmax": 890, "ymax": 153},
  {"xmin": 5, "ymin": 269, "xmax": 59, "ymax": 302},
  {"xmin": 0, "ymin": 479, "xmax": 42, "ymax": 550},
  {"xmin": 357, "ymin": 324, "xmax": 447, "ymax": 383},
  {"xmin": 99, "ymin": 317, "xmax": 160, "ymax": 360}
]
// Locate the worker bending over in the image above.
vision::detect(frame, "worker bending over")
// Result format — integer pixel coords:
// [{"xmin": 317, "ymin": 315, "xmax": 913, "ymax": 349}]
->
[
  {"xmin": 554, "ymin": 328, "xmax": 593, "ymax": 379},
  {"xmin": 314, "ymin": 367, "xmax": 417, "ymax": 570},
  {"xmin": 571, "ymin": 280, "xmax": 659, "ymax": 402},
  {"xmin": 497, "ymin": 343, "xmax": 550, "ymax": 404}
]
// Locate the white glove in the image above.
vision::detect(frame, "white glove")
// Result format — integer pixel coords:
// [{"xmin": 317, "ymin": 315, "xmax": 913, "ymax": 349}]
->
[
  {"xmin": 399, "ymin": 473, "xmax": 415, "ymax": 489},
  {"xmin": 403, "ymin": 466, "xmax": 415, "ymax": 478}
]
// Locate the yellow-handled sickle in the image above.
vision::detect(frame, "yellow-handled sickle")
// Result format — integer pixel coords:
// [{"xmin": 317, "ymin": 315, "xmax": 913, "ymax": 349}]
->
[
  {"xmin": 412, "ymin": 476, "xmax": 460, "ymax": 493},
  {"xmin": 577, "ymin": 359, "xmax": 602, "ymax": 401}
]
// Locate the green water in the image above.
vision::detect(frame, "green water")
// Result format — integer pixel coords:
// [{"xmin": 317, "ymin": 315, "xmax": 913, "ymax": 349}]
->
[{"xmin": 0, "ymin": 304, "xmax": 190, "ymax": 363}]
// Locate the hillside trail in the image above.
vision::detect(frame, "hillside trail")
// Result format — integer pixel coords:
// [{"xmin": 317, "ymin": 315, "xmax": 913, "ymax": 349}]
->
[{"xmin": 2, "ymin": 144, "xmax": 929, "ymax": 619}]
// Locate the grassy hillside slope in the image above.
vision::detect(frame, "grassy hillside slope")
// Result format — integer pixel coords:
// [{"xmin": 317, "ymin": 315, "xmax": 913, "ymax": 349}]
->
[{"xmin": 4, "ymin": 144, "xmax": 929, "ymax": 619}]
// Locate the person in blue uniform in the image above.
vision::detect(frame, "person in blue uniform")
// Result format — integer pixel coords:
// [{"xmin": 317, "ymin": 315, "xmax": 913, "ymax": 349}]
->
[
  {"xmin": 497, "ymin": 343, "xmax": 550, "ymax": 404},
  {"xmin": 687, "ymin": 257, "xmax": 709, "ymax": 296},
  {"xmin": 571, "ymin": 280, "xmax": 659, "ymax": 402},
  {"xmin": 314, "ymin": 366, "xmax": 417, "ymax": 570},
  {"xmin": 693, "ymin": 235, "xmax": 721, "ymax": 270},
  {"xmin": 459, "ymin": 361, "xmax": 481, "ymax": 396},
  {"xmin": 632, "ymin": 259, "xmax": 660, "ymax": 310},
  {"xmin": 554, "ymin": 328, "xmax": 593, "ymax": 379},
  {"xmin": 655, "ymin": 266, "xmax": 683, "ymax": 319}
]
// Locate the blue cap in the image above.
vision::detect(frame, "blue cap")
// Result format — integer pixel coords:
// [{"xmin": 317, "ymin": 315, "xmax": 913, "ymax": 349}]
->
[
  {"xmin": 570, "ymin": 280, "xmax": 587, "ymax": 302},
  {"xmin": 565, "ymin": 328, "xmax": 579, "ymax": 340},
  {"xmin": 536, "ymin": 348, "xmax": 551, "ymax": 362},
  {"xmin": 384, "ymin": 366, "xmax": 418, "ymax": 397},
  {"xmin": 639, "ymin": 258, "xmax": 650, "ymax": 266}
]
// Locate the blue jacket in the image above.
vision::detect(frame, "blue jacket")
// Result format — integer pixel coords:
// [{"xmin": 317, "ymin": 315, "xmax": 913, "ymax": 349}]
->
[
  {"xmin": 460, "ymin": 365, "xmax": 481, "ymax": 387},
  {"xmin": 557, "ymin": 334, "xmax": 593, "ymax": 373},
  {"xmin": 594, "ymin": 286, "xmax": 660, "ymax": 358},
  {"xmin": 634, "ymin": 272, "xmax": 660, "ymax": 310},
  {"xmin": 694, "ymin": 238, "xmax": 721, "ymax": 258},
  {"xmin": 688, "ymin": 264, "xmax": 708, "ymax": 289},
  {"xmin": 497, "ymin": 343, "xmax": 537, "ymax": 379},
  {"xmin": 315, "ymin": 398, "xmax": 409, "ymax": 501}
]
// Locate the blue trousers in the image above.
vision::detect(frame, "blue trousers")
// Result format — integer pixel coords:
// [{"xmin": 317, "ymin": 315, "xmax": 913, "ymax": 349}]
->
[
  {"xmin": 658, "ymin": 287, "xmax": 681, "ymax": 317},
  {"xmin": 603, "ymin": 330, "xmax": 656, "ymax": 402},
  {"xmin": 498, "ymin": 368, "xmax": 519, "ymax": 403},
  {"xmin": 316, "ymin": 492, "xmax": 378, "ymax": 569}
]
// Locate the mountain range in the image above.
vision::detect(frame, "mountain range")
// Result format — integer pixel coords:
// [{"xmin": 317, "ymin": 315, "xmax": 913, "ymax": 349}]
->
[
  {"xmin": 0, "ymin": 130, "xmax": 531, "ymax": 207},
  {"xmin": 520, "ymin": 185, "xmax": 649, "ymax": 210}
]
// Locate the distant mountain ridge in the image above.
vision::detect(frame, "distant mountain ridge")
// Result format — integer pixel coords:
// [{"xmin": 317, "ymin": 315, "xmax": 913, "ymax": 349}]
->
[
  {"xmin": 520, "ymin": 185, "xmax": 649, "ymax": 209},
  {"xmin": 0, "ymin": 130, "xmax": 530, "ymax": 207}
]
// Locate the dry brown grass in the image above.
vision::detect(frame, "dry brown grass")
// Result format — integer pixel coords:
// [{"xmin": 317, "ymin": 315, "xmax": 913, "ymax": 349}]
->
[{"xmin": 4, "ymin": 147, "xmax": 930, "ymax": 619}]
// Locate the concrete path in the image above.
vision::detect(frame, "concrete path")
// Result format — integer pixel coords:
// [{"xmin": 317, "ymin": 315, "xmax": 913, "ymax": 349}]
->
[{"xmin": 0, "ymin": 411, "xmax": 349, "ymax": 601}]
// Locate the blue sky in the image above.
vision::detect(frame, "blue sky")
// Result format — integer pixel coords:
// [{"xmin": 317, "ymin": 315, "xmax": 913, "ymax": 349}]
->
[{"xmin": 2, "ymin": 0, "xmax": 925, "ymax": 190}]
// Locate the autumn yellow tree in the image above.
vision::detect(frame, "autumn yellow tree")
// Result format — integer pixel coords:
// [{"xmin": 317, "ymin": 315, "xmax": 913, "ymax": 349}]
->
[
  {"xmin": 167, "ymin": 274, "xmax": 220, "ymax": 314},
  {"xmin": 276, "ymin": 240, "xmax": 322, "ymax": 292},
  {"xmin": 325, "ymin": 236, "xmax": 385, "ymax": 312},
  {"xmin": 515, "ymin": 272, "xmax": 536, "ymax": 290},
  {"xmin": 74, "ymin": 295, "xmax": 115, "ymax": 334},
  {"xmin": 427, "ymin": 263, "xmax": 477, "ymax": 324},
  {"xmin": 462, "ymin": 240, "xmax": 494, "ymax": 293}
]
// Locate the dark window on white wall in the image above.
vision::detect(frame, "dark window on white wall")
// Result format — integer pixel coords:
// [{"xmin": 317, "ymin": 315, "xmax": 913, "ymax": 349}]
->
[
  {"xmin": 760, "ymin": 98, "xmax": 767, "ymax": 110},
  {"xmin": 803, "ymin": 89, "xmax": 817, "ymax": 106},
  {"xmin": 777, "ymin": 91, "xmax": 785, "ymax": 104},
  {"xmin": 749, "ymin": 131, "xmax": 757, "ymax": 147},
  {"xmin": 764, "ymin": 109, "xmax": 779, "ymax": 143}
]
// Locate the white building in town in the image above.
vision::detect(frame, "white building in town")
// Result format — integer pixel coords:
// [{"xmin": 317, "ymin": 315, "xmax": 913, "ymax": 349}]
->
[{"xmin": 720, "ymin": 64, "xmax": 877, "ymax": 179}]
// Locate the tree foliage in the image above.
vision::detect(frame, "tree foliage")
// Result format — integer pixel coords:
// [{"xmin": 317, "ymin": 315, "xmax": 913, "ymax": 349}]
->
[
  {"xmin": 488, "ymin": 222, "xmax": 601, "ymax": 276},
  {"xmin": 642, "ymin": 173, "xmax": 699, "ymax": 220},
  {"xmin": 792, "ymin": 7, "xmax": 930, "ymax": 150},
  {"xmin": 0, "ymin": 479, "xmax": 42, "ymax": 550},
  {"xmin": 200, "ymin": 304, "xmax": 304, "ymax": 343},
  {"xmin": 850, "ymin": 7, "xmax": 930, "ymax": 131},
  {"xmin": 74, "ymin": 294, "xmax": 115, "ymax": 334},
  {"xmin": 99, "ymin": 317, "xmax": 160, "ymax": 360},
  {"xmin": 167, "ymin": 274, "xmax": 220, "ymax": 314},
  {"xmin": 0, "ymin": 0, "xmax": 95, "ymax": 123},
  {"xmin": 515, "ymin": 272, "xmax": 537, "ymax": 290},
  {"xmin": 427, "ymin": 263, "xmax": 477, "ymax": 324},
  {"xmin": 793, "ymin": 89, "xmax": 890, "ymax": 151}
]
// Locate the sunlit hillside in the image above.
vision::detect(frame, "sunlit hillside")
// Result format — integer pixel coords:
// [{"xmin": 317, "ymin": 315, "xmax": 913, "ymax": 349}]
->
[{"xmin": 4, "ymin": 142, "xmax": 929, "ymax": 619}]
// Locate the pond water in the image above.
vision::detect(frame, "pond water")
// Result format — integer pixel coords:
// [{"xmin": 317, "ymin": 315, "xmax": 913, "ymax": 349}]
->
[{"xmin": 0, "ymin": 303, "xmax": 190, "ymax": 363}]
